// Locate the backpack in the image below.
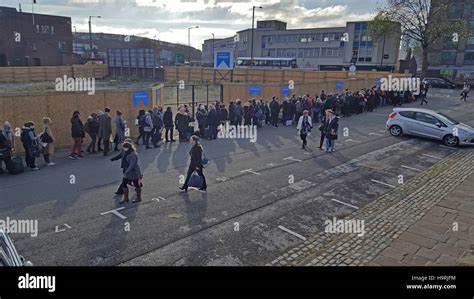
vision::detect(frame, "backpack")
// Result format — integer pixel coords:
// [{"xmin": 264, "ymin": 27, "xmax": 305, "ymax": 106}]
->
[{"xmin": 138, "ymin": 115, "xmax": 146, "ymax": 127}]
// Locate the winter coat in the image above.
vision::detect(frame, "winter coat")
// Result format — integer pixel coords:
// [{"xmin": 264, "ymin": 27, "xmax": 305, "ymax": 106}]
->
[
  {"xmin": 196, "ymin": 110, "xmax": 208, "ymax": 127},
  {"xmin": 115, "ymin": 116, "xmax": 126, "ymax": 143},
  {"xmin": 297, "ymin": 115, "xmax": 313, "ymax": 135},
  {"xmin": 163, "ymin": 111, "xmax": 174, "ymax": 129},
  {"xmin": 324, "ymin": 116, "xmax": 339, "ymax": 139},
  {"xmin": 123, "ymin": 150, "xmax": 142, "ymax": 180},
  {"xmin": 207, "ymin": 110, "xmax": 219, "ymax": 127},
  {"xmin": 175, "ymin": 112, "xmax": 189, "ymax": 132},
  {"xmin": 98, "ymin": 113, "xmax": 112, "ymax": 140},
  {"xmin": 189, "ymin": 144, "xmax": 203, "ymax": 169},
  {"xmin": 71, "ymin": 117, "xmax": 85, "ymax": 138}
]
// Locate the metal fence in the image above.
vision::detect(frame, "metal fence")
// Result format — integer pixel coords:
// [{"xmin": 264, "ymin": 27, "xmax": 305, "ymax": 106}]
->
[{"xmin": 161, "ymin": 83, "xmax": 223, "ymax": 116}]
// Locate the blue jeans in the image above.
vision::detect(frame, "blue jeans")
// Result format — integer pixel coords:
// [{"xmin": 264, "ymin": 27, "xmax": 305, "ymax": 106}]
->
[{"xmin": 325, "ymin": 137, "xmax": 335, "ymax": 151}]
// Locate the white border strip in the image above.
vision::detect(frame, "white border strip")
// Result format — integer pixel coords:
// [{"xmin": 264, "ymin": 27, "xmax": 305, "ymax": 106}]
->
[
  {"xmin": 278, "ymin": 225, "xmax": 307, "ymax": 241},
  {"xmin": 331, "ymin": 198, "xmax": 359, "ymax": 210}
]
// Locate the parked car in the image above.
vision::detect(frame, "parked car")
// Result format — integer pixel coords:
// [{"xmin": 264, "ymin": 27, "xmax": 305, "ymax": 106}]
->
[
  {"xmin": 421, "ymin": 77, "xmax": 457, "ymax": 89},
  {"xmin": 0, "ymin": 229, "xmax": 32, "ymax": 266},
  {"xmin": 386, "ymin": 108, "xmax": 474, "ymax": 147}
]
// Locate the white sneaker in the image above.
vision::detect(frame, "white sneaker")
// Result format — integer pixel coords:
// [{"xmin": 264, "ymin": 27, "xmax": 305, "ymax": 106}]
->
[
  {"xmin": 31, "ymin": 167, "xmax": 40, "ymax": 171},
  {"xmin": 47, "ymin": 162, "xmax": 56, "ymax": 166}
]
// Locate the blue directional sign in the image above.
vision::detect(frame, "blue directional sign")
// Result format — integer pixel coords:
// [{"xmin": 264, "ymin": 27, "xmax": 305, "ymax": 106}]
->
[
  {"xmin": 133, "ymin": 91, "xmax": 149, "ymax": 108},
  {"xmin": 376, "ymin": 78, "xmax": 382, "ymax": 86},
  {"xmin": 336, "ymin": 81, "xmax": 344, "ymax": 91},
  {"xmin": 248, "ymin": 85, "xmax": 262, "ymax": 97},
  {"xmin": 282, "ymin": 85, "xmax": 291, "ymax": 97},
  {"xmin": 156, "ymin": 89, "xmax": 161, "ymax": 101},
  {"xmin": 214, "ymin": 50, "xmax": 233, "ymax": 70}
]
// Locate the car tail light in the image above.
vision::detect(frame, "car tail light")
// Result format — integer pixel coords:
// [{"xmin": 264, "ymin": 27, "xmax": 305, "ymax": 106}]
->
[{"xmin": 389, "ymin": 112, "xmax": 397, "ymax": 119}]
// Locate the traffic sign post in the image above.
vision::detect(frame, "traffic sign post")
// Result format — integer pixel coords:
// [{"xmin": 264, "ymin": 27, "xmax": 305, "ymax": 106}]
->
[{"xmin": 214, "ymin": 50, "xmax": 233, "ymax": 70}]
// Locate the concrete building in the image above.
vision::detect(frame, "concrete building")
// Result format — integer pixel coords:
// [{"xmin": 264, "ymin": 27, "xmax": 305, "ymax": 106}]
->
[
  {"xmin": 427, "ymin": 0, "xmax": 474, "ymax": 81},
  {"xmin": 0, "ymin": 6, "xmax": 73, "ymax": 66},
  {"xmin": 202, "ymin": 20, "xmax": 400, "ymax": 71}
]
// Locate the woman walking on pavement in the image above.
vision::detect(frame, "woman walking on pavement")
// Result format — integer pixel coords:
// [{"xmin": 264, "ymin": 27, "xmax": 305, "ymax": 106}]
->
[
  {"xmin": 112, "ymin": 141, "xmax": 143, "ymax": 204},
  {"xmin": 69, "ymin": 111, "xmax": 85, "ymax": 159},
  {"xmin": 179, "ymin": 135, "xmax": 207, "ymax": 192},
  {"xmin": 297, "ymin": 110, "xmax": 312, "ymax": 150}
]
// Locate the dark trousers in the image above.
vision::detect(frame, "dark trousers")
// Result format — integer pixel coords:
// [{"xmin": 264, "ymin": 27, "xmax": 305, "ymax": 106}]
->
[
  {"xmin": 420, "ymin": 96, "xmax": 428, "ymax": 105},
  {"xmin": 136, "ymin": 127, "xmax": 145, "ymax": 145},
  {"xmin": 235, "ymin": 117, "xmax": 242, "ymax": 126},
  {"xmin": 97, "ymin": 138, "xmax": 103, "ymax": 151},
  {"xmin": 183, "ymin": 166, "xmax": 207, "ymax": 189},
  {"xmin": 165, "ymin": 128, "xmax": 174, "ymax": 141},
  {"xmin": 271, "ymin": 114, "xmax": 278, "ymax": 127},
  {"xmin": 23, "ymin": 145, "xmax": 36, "ymax": 168},
  {"xmin": 103, "ymin": 139, "xmax": 110, "ymax": 155},
  {"xmin": 43, "ymin": 154, "xmax": 50, "ymax": 163},
  {"xmin": 87, "ymin": 133, "xmax": 97, "ymax": 152},
  {"xmin": 208, "ymin": 125, "xmax": 218, "ymax": 139},
  {"xmin": 144, "ymin": 131, "xmax": 152, "ymax": 147},
  {"xmin": 300, "ymin": 134, "xmax": 307, "ymax": 148},
  {"xmin": 319, "ymin": 133, "xmax": 325, "ymax": 148}
]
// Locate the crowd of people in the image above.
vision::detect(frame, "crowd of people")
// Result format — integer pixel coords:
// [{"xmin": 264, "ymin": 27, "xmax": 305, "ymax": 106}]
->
[{"xmin": 0, "ymin": 85, "xmax": 430, "ymax": 201}]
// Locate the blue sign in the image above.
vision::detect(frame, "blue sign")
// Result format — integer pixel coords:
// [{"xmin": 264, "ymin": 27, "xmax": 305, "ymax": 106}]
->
[
  {"xmin": 376, "ymin": 79, "xmax": 382, "ymax": 86},
  {"xmin": 248, "ymin": 85, "xmax": 262, "ymax": 97},
  {"xmin": 282, "ymin": 85, "xmax": 291, "ymax": 97},
  {"xmin": 214, "ymin": 51, "xmax": 233, "ymax": 70},
  {"xmin": 156, "ymin": 89, "xmax": 161, "ymax": 100},
  {"xmin": 133, "ymin": 91, "xmax": 149, "ymax": 108},
  {"xmin": 336, "ymin": 81, "xmax": 344, "ymax": 91}
]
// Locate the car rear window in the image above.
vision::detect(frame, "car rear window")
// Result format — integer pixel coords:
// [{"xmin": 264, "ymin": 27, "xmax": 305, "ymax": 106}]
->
[{"xmin": 399, "ymin": 111, "xmax": 415, "ymax": 119}]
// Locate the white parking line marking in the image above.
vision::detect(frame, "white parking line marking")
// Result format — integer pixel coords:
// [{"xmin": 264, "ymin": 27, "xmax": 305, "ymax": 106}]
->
[
  {"xmin": 422, "ymin": 153, "xmax": 443, "ymax": 160},
  {"xmin": 278, "ymin": 225, "xmax": 307, "ymax": 241},
  {"xmin": 439, "ymin": 145, "xmax": 457, "ymax": 150},
  {"xmin": 370, "ymin": 179, "xmax": 396, "ymax": 189},
  {"xmin": 284, "ymin": 156, "xmax": 302, "ymax": 162},
  {"xmin": 401, "ymin": 165, "xmax": 423, "ymax": 172},
  {"xmin": 266, "ymin": 163, "xmax": 278, "ymax": 167},
  {"xmin": 378, "ymin": 130, "xmax": 386, "ymax": 133},
  {"xmin": 330, "ymin": 198, "xmax": 359, "ymax": 210},
  {"xmin": 216, "ymin": 177, "xmax": 230, "ymax": 182},
  {"xmin": 346, "ymin": 139, "xmax": 362, "ymax": 143},
  {"xmin": 55, "ymin": 223, "xmax": 72, "ymax": 233},
  {"xmin": 240, "ymin": 169, "xmax": 261, "ymax": 175},
  {"xmin": 152, "ymin": 196, "xmax": 166, "ymax": 202},
  {"xmin": 369, "ymin": 133, "xmax": 383, "ymax": 137},
  {"xmin": 100, "ymin": 207, "xmax": 127, "ymax": 220}
]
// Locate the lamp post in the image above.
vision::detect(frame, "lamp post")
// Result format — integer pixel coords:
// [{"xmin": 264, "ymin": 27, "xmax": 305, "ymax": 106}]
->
[
  {"xmin": 250, "ymin": 6, "xmax": 262, "ymax": 68},
  {"xmin": 211, "ymin": 33, "xmax": 215, "ymax": 66},
  {"xmin": 88, "ymin": 15, "xmax": 101, "ymax": 57},
  {"xmin": 187, "ymin": 25, "xmax": 199, "ymax": 64}
]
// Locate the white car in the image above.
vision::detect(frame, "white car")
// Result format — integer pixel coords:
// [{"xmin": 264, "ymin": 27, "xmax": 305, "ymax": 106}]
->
[
  {"xmin": 0, "ymin": 229, "xmax": 32, "ymax": 266},
  {"xmin": 386, "ymin": 108, "xmax": 474, "ymax": 147}
]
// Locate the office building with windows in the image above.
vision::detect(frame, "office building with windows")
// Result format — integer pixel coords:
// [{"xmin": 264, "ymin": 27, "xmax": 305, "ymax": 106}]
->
[
  {"xmin": 202, "ymin": 20, "xmax": 400, "ymax": 71},
  {"xmin": 427, "ymin": 0, "xmax": 474, "ymax": 80}
]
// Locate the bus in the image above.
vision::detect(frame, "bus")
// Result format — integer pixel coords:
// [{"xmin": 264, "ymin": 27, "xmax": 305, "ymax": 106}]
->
[{"xmin": 235, "ymin": 57, "xmax": 297, "ymax": 69}]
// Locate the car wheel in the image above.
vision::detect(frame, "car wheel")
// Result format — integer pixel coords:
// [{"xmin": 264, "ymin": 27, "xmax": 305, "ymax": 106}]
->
[
  {"xmin": 443, "ymin": 134, "xmax": 459, "ymax": 147},
  {"xmin": 389, "ymin": 125, "xmax": 403, "ymax": 137}
]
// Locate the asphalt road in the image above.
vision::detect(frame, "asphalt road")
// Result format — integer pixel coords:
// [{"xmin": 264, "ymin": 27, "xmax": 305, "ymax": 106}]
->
[{"xmin": 1, "ymin": 88, "xmax": 473, "ymax": 266}]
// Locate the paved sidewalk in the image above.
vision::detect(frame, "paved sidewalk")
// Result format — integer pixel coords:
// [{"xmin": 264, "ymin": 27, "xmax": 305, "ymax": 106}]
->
[{"xmin": 268, "ymin": 150, "xmax": 474, "ymax": 266}]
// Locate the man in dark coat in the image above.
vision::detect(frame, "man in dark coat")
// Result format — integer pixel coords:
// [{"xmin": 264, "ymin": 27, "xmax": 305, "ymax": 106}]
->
[
  {"xmin": 99, "ymin": 107, "xmax": 112, "ymax": 156},
  {"xmin": 270, "ymin": 97, "xmax": 280, "ymax": 127}
]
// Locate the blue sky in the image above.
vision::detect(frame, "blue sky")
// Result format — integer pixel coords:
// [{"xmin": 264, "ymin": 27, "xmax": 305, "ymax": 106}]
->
[{"xmin": 4, "ymin": 0, "xmax": 387, "ymax": 49}]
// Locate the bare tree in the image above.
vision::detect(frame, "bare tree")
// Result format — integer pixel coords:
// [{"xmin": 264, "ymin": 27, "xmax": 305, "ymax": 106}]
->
[{"xmin": 373, "ymin": 0, "xmax": 468, "ymax": 74}]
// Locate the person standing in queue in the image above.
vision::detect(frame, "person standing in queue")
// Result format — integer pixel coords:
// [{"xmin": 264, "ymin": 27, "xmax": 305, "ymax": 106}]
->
[
  {"xmin": 99, "ymin": 107, "xmax": 112, "ymax": 156},
  {"xmin": 318, "ymin": 110, "xmax": 328, "ymax": 150},
  {"xmin": 297, "ymin": 110, "xmax": 312, "ymax": 150},
  {"xmin": 112, "ymin": 141, "xmax": 142, "ymax": 204},
  {"xmin": 179, "ymin": 135, "xmax": 207, "ymax": 192}
]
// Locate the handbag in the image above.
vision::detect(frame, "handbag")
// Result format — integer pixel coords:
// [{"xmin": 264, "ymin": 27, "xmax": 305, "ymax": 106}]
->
[
  {"xmin": 188, "ymin": 171, "xmax": 203, "ymax": 189},
  {"xmin": 40, "ymin": 132, "xmax": 53, "ymax": 143}
]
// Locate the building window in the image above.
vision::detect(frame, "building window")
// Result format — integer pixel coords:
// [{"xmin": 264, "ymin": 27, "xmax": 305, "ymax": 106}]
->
[
  {"xmin": 449, "ymin": 3, "xmax": 463, "ymax": 18},
  {"xmin": 464, "ymin": 52, "xmax": 474, "ymax": 64},
  {"xmin": 441, "ymin": 52, "xmax": 456, "ymax": 65},
  {"xmin": 467, "ymin": 37, "xmax": 474, "ymax": 50},
  {"xmin": 321, "ymin": 47, "xmax": 341, "ymax": 57}
]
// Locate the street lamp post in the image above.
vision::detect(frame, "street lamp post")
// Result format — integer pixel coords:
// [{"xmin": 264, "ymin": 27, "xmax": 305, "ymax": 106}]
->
[
  {"xmin": 250, "ymin": 6, "xmax": 262, "ymax": 68},
  {"xmin": 187, "ymin": 26, "xmax": 199, "ymax": 64},
  {"xmin": 211, "ymin": 33, "xmax": 215, "ymax": 66},
  {"xmin": 88, "ymin": 15, "xmax": 101, "ymax": 57}
]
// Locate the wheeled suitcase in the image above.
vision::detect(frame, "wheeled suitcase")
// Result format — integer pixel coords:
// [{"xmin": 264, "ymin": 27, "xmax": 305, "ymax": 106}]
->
[{"xmin": 6, "ymin": 156, "xmax": 24, "ymax": 175}]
